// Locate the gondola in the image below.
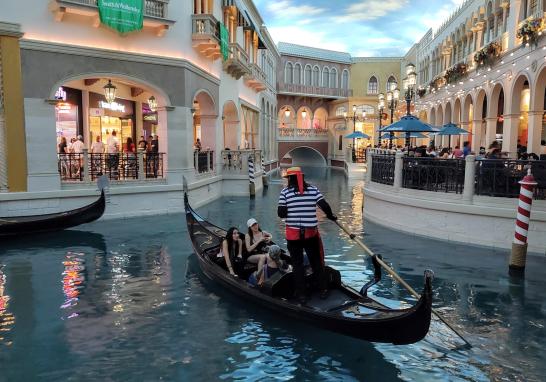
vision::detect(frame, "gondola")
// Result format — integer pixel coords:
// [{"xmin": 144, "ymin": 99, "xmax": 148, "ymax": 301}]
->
[
  {"xmin": 0, "ymin": 190, "xmax": 106, "ymax": 237},
  {"xmin": 185, "ymin": 194, "xmax": 433, "ymax": 345}
]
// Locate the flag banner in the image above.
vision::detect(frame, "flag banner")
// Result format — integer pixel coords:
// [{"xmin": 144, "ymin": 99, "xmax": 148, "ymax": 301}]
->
[
  {"xmin": 219, "ymin": 22, "xmax": 229, "ymax": 61},
  {"xmin": 98, "ymin": 0, "xmax": 143, "ymax": 34}
]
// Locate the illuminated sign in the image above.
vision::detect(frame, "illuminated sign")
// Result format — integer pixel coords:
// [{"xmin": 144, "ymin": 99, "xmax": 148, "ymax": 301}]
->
[
  {"xmin": 99, "ymin": 101, "xmax": 126, "ymax": 112},
  {"xmin": 55, "ymin": 102, "xmax": 72, "ymax": 114},
  {"xmin": 55, "ymin": 87, "xmax": 67, "ymax": 101}
]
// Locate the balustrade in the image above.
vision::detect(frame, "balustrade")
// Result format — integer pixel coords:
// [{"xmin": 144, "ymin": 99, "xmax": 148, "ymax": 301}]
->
[
  {"xmin": 221, "ymin": 149, "xmax": 261, "ymax": 175},
  {"xmin": 194, "ymin": 150, "xmax": 214, "ymax": 175},
  {"xmin": 277, "ymin": 127, "xmax": 329, "ymax": 140}
]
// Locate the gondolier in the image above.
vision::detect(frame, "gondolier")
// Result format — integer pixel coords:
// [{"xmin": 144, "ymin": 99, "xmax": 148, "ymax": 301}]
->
[{"xmin": 277, "ymin": 167, "xmax": 337, "ymax": 304}]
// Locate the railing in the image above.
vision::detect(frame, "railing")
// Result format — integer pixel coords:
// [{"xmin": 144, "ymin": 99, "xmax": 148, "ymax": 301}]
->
[
  {"xmin": 194, "ymin": 150, "xmax": 214, "ymax": 174},
  {"xmin": 191, "ymin": 14, "xmax": 219, "ymax": 38},
  {"xmin": 59, "ymin": 0, "xmax": 169, "ymax": 19},
  {"xmin": 277, "ymin": 127, "xmax": 329, "ymax": 139},
  {"xmin": 228, "ymin": 43, "xmax": 250, "ymax": 68},
  {"xmin": 371, "ymin": 154, "xmax": 395, "ymax": 185},
  {"xmin": 475, "ymin": 160, "xmax": 546, "ymax": 199},
  {"xmin": 58, "ymin": 152, "xmax": 165, "ymax": 182},
  {"xmin": 221, "ymin": 149, "xmax": 262, "ymax": 175},
  {"xmin": 402, "ymin": 157, "xmax": 465, "ymax": 194},
  {"xmin": 249, "ymin": 63, "xmax": 266, "ymax": 83},
  {"xmin": 278, "ymin": 83, "xmax": 353, "ymax": 98}
]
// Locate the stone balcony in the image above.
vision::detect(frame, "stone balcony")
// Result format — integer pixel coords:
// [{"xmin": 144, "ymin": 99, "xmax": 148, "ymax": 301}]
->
[
  {"xmin": 223, "ymin": 43, "xmax": 251, "ymax": 79},
  {"xmin": 277, "ymin": 127, "xmax": 329, "ymax": 141},
  {"xmin": 244, "ymin": 63, "xmax": 267, "ymax": 92},
  {"xmin": 49, "ymin": 0, "xmax": 174, "ymax": 36},
  {"xmin": 277, "ymin": 83, "xmax": 353, "ymax": 99},
  {"xmin": 191, "ymin": 14, "xmax": 221, "ymax": 60}
]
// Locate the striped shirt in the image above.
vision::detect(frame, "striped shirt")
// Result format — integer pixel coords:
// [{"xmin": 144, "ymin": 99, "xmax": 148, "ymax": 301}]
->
[{"xmin": 278, "ymin": 185, "xmax": 324, "ymax": 228}]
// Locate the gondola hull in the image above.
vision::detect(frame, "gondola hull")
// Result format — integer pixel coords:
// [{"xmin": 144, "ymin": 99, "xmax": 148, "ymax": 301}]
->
[
  {"xmin": 0, "ymin": 191, "xmax": 106, "ymax": 237},
  {"xmin": 185, "ymin": 196, "xmax": 433, "ymax": 345}
]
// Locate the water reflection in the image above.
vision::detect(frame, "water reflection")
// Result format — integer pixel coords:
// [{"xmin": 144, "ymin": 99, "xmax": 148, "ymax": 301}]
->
[
  {"xmin": 0, "ymin": 265, "xmax": 14, "ymax": 346},
  {"xmin": 61, "ymin": 252, "xmax": 86, "ymax": 317}
]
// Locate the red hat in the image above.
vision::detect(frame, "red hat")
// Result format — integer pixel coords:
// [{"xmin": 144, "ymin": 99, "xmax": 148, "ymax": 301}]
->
[{"xmin": 284, "ymin": 166, "xmax": 304, "ymax": 194}]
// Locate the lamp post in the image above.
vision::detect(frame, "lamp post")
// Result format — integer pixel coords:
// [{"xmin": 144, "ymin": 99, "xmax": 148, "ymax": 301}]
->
[
  {"xmin": 345, "ymin": 104, "xmax": 367, "ymax": 162},
  {"xmin": 378, "ymin": 95, "xmax": 385, "ymax": 146},
  {"xmin": 380, "ymin": 85, "xmax": 399, "ymax": 149},
  {"xmin": 402, "ymin": 63, "xmax": 417, "ymax": 149}
]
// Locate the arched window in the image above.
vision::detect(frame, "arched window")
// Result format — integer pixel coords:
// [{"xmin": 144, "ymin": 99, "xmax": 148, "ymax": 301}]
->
[
  {"xmin": 285, "ymin": 62, "xmax": 293, "ymax": 84},
  {"xmin": 368, "ymin": 76, "xmax": 378, "ymax": 94},
  {"xmin": 386, "ymin": 76, "xmax": 397, "ymax": 92},
  {"xmin": 322, "ymin": 67, "xmax": 330, "ymax": 88},
  {"xmin": 342, "ymin": 70, "xmax": 349, "ymax": 90},
  {"xmin": 304, "ymin": 65, "xmax": 312, "ymax": 86},
  {"xmin": 294, "ymin": 63, "xmax": 302, "ymax": 84},
  {"xmin": 335, "ymin": 106, "xmax": 346, "ymax": 117},
  {"xmin": 312, "ymin": 66, "xmax": 320, "ymax": 87},
  {"xmin": 362, "ymin": 105, "xmax": 375, "ymax": 115},
  {"xmin": 330, "ymin": 68, "xmax": 338, "ymax": 88}
]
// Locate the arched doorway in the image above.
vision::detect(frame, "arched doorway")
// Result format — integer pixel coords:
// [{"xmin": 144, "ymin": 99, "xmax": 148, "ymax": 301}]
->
[
  {"xmin": 193, "ymin": 90, "xmax": 216, "ymax": 151},
  {"xmin": 278, "ymin": 105, "xmax": 296, "ymax": 129},
  {"xmin": 509, "ymin": 74, "xmax": 531, "ymax": 153},
  {"xmin": 222, "ymin": 101, "xmax": 239, "ymax": 150},
  {"xmin": 530, "ymin": 65, "xmax": 546, "ymax": 154},
  {"xmin": 489, "ymin": 83, "xmax": 504, "ymax": 150}
]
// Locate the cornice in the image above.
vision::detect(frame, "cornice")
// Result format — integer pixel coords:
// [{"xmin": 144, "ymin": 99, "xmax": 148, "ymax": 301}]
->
[
  {"xmin": 0, "ymin": 21, "xmax": 23, "ymax": 38},
  {"xmin": 19, "ymin": 39, "xmax": 220, "ymax": 85}
]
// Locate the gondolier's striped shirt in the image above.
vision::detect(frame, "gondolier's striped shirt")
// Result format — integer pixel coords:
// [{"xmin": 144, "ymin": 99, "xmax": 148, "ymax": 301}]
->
[{"xmin": 278, "ymin": 185, "xmax": 324, "ymax": 228}]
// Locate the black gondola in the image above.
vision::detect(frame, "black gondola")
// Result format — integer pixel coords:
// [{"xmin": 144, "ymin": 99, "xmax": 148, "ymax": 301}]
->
[
  {"xmin": 0, "ymin": 190, "xmax": 106, "ymax": 237},
  {"xmin": 185, "ymin": 194, "xmax": 433, "ymax": 345}
]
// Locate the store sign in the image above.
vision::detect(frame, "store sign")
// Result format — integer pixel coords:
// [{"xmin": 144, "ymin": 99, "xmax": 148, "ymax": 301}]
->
[
  {"xmin": 97, "ymin": 0, "xmax": 143, "ymax": 34},
  {"xmin": 55, "ymin": 87, "xmax": 67, "ymax": 101},
  {"xmin": 143, "ymin": 114, "xmax": 157, "ymax": 122},
  {"xmin": 56, "ymin": 102, "xmax": 72, "ymax": 114},
  {"xmin": 99, "ymin": 101, "xmax": 126, "ymax": 112},
  {"xmin": 89, "ymin": 108, "xmax": 105, "ymax": 117}
]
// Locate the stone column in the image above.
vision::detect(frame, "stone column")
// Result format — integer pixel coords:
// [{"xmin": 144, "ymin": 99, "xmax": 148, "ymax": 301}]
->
[
  {"xmin": 165, "ymin": 106, "xmax": 192, "ymax": 185},
  {"xmin": 135, "ymin": 101, "xmax": 143, "ymax": 140},
  {"xmin": 393, "ymin": 152, "xmax": 404, "ymax": 191},
  {"xmin": 526, "ymin": 111, "xmax": 543, "ymax": 154},
  {"xmin": 463, "ymin": 155, "xmax": 476, "ymax": 203},
  {"xmin": 82, "ymin": 90, "xmax": 90, "ymax": 144},
  {"xmin": 365, "ymin": 149, "xmax": 373, "ymax": 183},
  {"xmin": 473, "ymin": 119, "xmax": 485, "ymax": 150},
  {"xmin": 502, "ymin": 114, "xmax": 520, "ymax": 157},
  {"xmin": 485, "ymin": 117, "xmax": 497, "ymax": 149},
  {"xmin": 137, "ymin": 148, "xmax": 145, "ymax": 179}
]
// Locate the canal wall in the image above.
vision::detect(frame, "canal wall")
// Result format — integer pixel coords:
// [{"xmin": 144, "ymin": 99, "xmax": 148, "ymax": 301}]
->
[
  {"xmin": 0, "ymin": 174, "xmax": 265, "ymax": 220},
  {"xmin": 364, "ymin": 182, "xmax": 546, "ymax": 255}
]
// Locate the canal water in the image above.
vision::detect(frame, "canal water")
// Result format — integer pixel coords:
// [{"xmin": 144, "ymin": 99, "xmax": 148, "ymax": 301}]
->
[{"xmin": 1, "ymin": 168, "xmax": 545, "ymax": 381}]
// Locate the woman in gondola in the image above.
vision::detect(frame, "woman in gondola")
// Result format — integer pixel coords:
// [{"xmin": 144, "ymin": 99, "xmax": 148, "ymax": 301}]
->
[
  {"xmin": 244, "ymin": 218, "xmax": 272, "ymax": 264},
  {"xmin": 220, "ymin": 227, "xmax": 243, "ymax": 277}
]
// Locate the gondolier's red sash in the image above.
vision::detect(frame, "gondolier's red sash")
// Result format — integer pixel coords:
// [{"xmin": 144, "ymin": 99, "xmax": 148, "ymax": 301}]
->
[{"xmin": 285, "ymin": 226, "xmax": 325, "ymax": 266}]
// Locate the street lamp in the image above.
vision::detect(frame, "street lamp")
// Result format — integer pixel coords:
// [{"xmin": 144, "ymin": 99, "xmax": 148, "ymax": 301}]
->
[
  {"xmin": 345, "ymin": 104, "xmax": 367, "ymax": 162},
  {"xmin": 378, "ymin": 94, "xmax": 385, "ymax": 146},
  {"xmin": 403, "ymin": 63, "xmax": 417, "ymax": 149},
  {"xmin": 381, "ymin": 86, "xmax": 399, "ymax": 149}
]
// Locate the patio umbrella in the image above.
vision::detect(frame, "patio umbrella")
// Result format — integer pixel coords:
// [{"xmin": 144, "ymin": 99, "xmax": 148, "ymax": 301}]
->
[
  {"xmin": 380, "ymin": 115, "xmax": 437, "ymax": 148},
  {"xmin": 345, "ymin": 131, "xmax": 371, "ymax": 139},
  {"xmin": 433, "ymin": 122, "xmax": 470, "ymax": 148},
  {"xmin": 380, "ymin": 132, "xmax": 428, "ymax": 140}
]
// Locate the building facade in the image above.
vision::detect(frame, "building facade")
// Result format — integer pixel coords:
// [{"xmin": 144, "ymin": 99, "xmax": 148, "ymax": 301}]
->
[{"xmin": 0, "ymin": 0, "xmax": 279, "ymax": 215}]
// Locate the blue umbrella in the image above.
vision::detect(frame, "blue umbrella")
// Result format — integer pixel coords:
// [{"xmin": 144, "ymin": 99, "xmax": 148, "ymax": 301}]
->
[
  {"xmin": 433, "ymin": 123, "xmax": 470, "ymax": 136},
  {"xmin": 345, "ymin": 131, "xmax": 371, "ymax": 139},
  {"xmin": 379, "ymin": 115, "xmax": 437, "ymax": 133},
  {"xmin": 380, "ymin": 132, "xmax": 428, "ymax": 140}
]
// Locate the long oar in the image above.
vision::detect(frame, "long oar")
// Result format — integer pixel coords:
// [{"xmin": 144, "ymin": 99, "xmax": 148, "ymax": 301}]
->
[{"xmin": 334, "ymin": 220, "xmax": 472, "ymax": 348}]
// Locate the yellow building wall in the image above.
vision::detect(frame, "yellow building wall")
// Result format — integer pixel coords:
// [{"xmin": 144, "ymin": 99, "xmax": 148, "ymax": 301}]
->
[{"xmin": 0, "ymin": 35, "xmax": 27, "ymax": 192}]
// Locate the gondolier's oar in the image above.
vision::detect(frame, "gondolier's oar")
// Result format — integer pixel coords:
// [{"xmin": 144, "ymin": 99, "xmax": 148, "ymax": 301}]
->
[{"xmin": 334, "ymin": 220, "xmax": 472, "ymax": 349}]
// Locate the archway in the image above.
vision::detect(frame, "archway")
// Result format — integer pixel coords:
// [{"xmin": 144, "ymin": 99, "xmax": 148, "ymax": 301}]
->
[
  {"xmin": 313, "ymin": 107, "xmax": 328, "ymax": 129},
  {"xmin": 475, "ymin": 89, "xmax": 488, "ymax": 149},
  {"xmin": 509, "ymin": 74, "xmax": 531, "ymax": 153},
  {"xmin": 283, "ymin": 146, "xmax": 327, "ymax": 167},
  {"xmin": 530, "ymin": 64, "xmax": 546, "ymax": 154},
  {"xmin": 296, "ymin": 106, "xmax": 312, "ymax": 129},
  {"xmin": 222, "ymin": 101, "xmax": 239, "ymax": 150},
  {"xmin": 193, "ymin": 90, "xmax": 216, "ymax": 151},
  {"xmin": 278, "ymin": 105, "xmax": 296, "ymax": 129}
]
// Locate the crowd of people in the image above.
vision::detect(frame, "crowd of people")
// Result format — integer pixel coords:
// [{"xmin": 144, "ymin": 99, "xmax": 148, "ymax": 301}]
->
[{"xmin": 219, "ymin": 167, "xmax": 337, "ymax": 305}]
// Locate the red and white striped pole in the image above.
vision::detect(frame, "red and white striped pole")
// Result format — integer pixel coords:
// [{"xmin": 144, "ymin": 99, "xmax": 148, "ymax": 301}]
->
[{"xmin": 509, "ymin": 168, "xmax": 538, "ymax": 275}]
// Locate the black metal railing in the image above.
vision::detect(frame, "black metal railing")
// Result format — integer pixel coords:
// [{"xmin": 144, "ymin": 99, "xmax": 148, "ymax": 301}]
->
[
  {"xmin": 194, "ymin": 150, "xmax": 214, "ymax": 174},
  {"xmin": 371, "ymin": 154, "xmax": 395, "ymax": 185},
  {"xmin": 353, "ymin": 149, "xmax": 367, "ymax": 164},
  {"xmin": 144, "ymin": 153, "xmax": 164, "ymax": 179},
  {"xmin": 58, "ymin": 153, "xmax": 83, "ymax": 181},
  {"xmin": 475, "ymin": 159, "xmax": 546, "ymax": 199},
  {"xmin": 402, "ymin": 157, "xmax": 465, "ymax": 194}
]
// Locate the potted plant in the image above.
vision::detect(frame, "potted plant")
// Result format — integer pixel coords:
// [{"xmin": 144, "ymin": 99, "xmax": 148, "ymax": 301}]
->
[
  {"xmin": 517, "ymin": 17, "xmax": 544, "ymax": 48},
  {"xmin": 444, "ymin": 62, "xmax": 468, "ymax": 84}
]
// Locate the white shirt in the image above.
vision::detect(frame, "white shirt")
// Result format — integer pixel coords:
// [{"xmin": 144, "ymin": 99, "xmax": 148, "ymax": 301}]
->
[
  {"xmin": 91, "ymin": 141, "xmax": 104, "ymax": 154},
  {"xmin": 541, "ymin": 145, "xmax": 546, "ymax": 155},
  {"xmin": 72, "ymin": 140, "xmax": 84, "ymax": 154},
  {"xmin": 106, "ymin": 136, "xmax": 119, "ymax": 154}
]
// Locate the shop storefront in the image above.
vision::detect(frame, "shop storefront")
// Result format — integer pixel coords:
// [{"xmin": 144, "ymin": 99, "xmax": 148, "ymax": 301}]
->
[{"xmin": 55, "ymin": 86, "xmax": 83, "ymax": 150}]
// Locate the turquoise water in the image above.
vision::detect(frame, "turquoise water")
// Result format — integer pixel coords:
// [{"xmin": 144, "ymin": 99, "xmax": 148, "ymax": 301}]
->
[{"xmin": 1, "ymin": 168, "xmax": 545, "ymax": 381}]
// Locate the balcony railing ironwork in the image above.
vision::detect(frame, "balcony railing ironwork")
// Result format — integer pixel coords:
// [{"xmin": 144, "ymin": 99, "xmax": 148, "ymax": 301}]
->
[
  {"xmin": 402, "ymin": 157, "xmax": 465, "ymax": 194},
  {"xmin": 58, "ymin": 152, "xmax": 164, "ymax": 182},
  {"xmin": 194, "ymin": 150, "xmax": 214, "ymax": 174},
  {"xmin": 475, "ymin": 159, "xmax": 546, "ymax": 199},
  {"xmin": 278, "ymin": 83, "xmax": 353, "ymax": 98},
  {"xmin": 371, "ymin": 154, "xmax": 395, "ymax": 185},
  {"xmin": 277, "ymin": 127, "xmax": 329, "ymax": 139}
]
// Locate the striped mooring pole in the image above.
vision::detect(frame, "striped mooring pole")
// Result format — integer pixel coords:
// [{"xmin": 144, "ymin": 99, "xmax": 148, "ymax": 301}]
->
[
  {"xmin": 261, "ymin": 154, "xmax": 269, "ymax": 187},
  {"xmin": 509, "ymin": 168, "xmax": 538, "ymax": 275},
  {"xmin": 248, "ymin": 156, "xmax": 255, "ymax": 197}
]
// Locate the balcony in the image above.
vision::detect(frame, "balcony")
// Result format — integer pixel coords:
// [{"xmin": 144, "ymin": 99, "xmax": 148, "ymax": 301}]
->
[
  {"xmin": 278, "ymin": 83, "xmax": 353, "ymax": 99},
  {"xmin": 277, "ymin": 127, "xmax": 329, "ymax": 141},
  {"xmin": 223, "ymin": 43, "xmax": 250, "ymax": 79},
  {"xmin": 49, "ymin": 0, "xmax": 174, "ymax": 36},
  {"xmin": 244, "ymin": 64, "xmax": 267, "ymax": 92},
  {"xmin": 191, "ymin": 14, "xmax": 221, "ymax": 60}
]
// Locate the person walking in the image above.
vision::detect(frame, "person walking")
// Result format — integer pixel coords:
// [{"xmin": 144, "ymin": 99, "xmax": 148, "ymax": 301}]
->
[{"xmin": 277, "ymin": 167, "xmax": 337, "ymax": 304}]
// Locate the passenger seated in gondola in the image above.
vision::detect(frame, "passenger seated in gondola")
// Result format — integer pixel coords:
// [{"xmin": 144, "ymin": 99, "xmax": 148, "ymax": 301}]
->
[
  {"xmin": 244, "ymin": 218, "xmax": 272, "ymax": 265},
  {"xmin": 219, "ymin": 227, "xmax": 243, "ymax": 277},
  {"xmin": 248, "ymin": 245, "xmax": 291, "ymax": 287}
]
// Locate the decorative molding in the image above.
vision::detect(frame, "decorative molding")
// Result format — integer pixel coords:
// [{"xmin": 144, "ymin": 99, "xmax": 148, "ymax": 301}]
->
[{"xmin": 0, "ymin": 22, "xmax": 23, "ymax": 38}]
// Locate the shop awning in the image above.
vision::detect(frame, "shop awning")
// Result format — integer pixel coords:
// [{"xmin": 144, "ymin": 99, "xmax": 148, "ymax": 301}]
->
[{"xmin": 244, "ymin": 10, "xmax": 266, "ymax": 49}]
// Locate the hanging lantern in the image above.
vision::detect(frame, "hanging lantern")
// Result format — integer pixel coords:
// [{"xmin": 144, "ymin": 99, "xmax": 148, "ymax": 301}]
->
[
  {"xmin": 301, "ymin": 110, "xmax": 307, "ymax": 119},
  {"xmin": 103, "ymin": 80, "xmax": 117, "ymax": 104},
  {"xmin": 284, "ymin": 108, "xmax": 291, "ymax": 118},
  {"xmin": 148, "ymin": 95, "xmax": 158, "ymax": 112}
]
